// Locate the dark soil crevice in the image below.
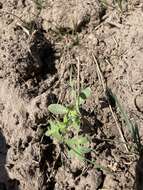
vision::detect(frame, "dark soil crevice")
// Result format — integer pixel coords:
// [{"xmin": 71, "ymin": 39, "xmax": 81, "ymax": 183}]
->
[{"xmin": 0, "ymin": 129, "xmax": 20, "ymax": 190}]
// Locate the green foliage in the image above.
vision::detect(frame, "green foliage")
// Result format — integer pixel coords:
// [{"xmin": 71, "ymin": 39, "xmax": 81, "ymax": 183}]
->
[
  {"xmin": 66, "ymin": 136, "xmax": 90, "ymax": 159},
  {"xmin": 110, "ymin": 91, "xmax": 142, "ymax": 154},
  {"xmin": 78, "ymin": 87, "xmax": 92, "ymax": 105},
  {"xmin": 46, "ymin": 120, "xmax": 66, "ymax": 142},
  {"xmin": 48, "ymin": 104, "xmax": 68, "ymax": 115},
  {"xmin": 46, "ymin": 87, "xmax": 91, "ymax": 160}
]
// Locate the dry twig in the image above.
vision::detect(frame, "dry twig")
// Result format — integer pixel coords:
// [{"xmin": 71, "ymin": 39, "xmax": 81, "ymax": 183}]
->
[{"xmin": 92, "ymin": 53, "xmax": 129, "ymax": 152}]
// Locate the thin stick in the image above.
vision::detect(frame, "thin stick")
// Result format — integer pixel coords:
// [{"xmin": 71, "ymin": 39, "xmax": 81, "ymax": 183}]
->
[
  {"xmin": 92, "ymin": 53, "xmax": 129, "ymax": 152},
  {"xmin": 2, "ymin": 11, "xmax": 26, "ymax": 25}
]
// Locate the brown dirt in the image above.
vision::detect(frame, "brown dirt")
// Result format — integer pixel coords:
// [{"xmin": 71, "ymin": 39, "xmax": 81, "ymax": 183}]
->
[{"xmin": 0, "ymin": 0, "xmax": 143, "ymax": 190}]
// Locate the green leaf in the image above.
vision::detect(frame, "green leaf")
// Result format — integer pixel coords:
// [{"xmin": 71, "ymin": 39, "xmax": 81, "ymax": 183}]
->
[
  {"xmin": 48, "ymin": 104, "xmax": 68, "ymax": 115},
  {"xmin": 66, "ymin": 135, "xmax": 89, "ymax": 159},
  {"xmin": 77, "ymin": 136, "xmax": 89, "ymax": 145},
  {"xmin": 46, "ymin": 127, "xmax": 62, "ymax": 141},
  {"xmin": 79, "ymin": 87, "xmax": 91, "ymax": 105},
  {"xmin": 78, "ymin": 147, "xmax": 91, "ymax": 154},
  {"xmin": 45, "ymin": 120, "xmax": 65, "ymax": 142},
  {"xmin": 68, "ymin": 110, "xmax": 80, "ymax": 125},
  {"xmin": 66, "ymin": 136, "xmax": 88, "ymax": 147}
]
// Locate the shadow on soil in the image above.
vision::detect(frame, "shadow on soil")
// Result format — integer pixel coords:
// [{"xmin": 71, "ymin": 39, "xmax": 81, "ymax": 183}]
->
[
  {"xmin": 0, "ymin": 129, "xmax": 20, "ymax": 190},
  {"xmin": 135, "ymin": 154, "xmax": 143, "ymax": 190}
]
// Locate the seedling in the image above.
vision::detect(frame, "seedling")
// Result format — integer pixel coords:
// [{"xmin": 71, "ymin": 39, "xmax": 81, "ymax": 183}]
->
[
  {"xmin": 46, "ymin": 85, "xmax": 111, "ymax": 172},
  {"xmin": 109, "ymin": 91, "xmax": 143, "ymax": 154},
  {"xmin": 46, "ymin": 87, "xmax": 91, "ymax": 160}
]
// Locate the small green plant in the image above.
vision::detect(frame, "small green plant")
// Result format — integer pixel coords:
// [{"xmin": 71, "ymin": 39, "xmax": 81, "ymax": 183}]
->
[
  {"xmin": 46, "ymin": 87, "xmax": 91, "ymax": 160},
  {"xmin": 109, "ymin": 90, "xmax": 143, "ymax": 154}
]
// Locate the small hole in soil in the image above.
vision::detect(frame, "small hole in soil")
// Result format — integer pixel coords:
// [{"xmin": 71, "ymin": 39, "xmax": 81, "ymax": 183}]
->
[
  {"xmin": 27, "ymin": 135, "xmax": 32, "ymax": 143},
  {"xmin": 71, "ymin": 187, "xmax": 75, "ymax": 190},
  {"xmin": 24, "ymin": 142, "xmax": 29, "ymax": 148},
  {"xmin": 39, "ymin": 42, "xmax": 57, "ymax": 76},
  {"xmin": 29, "ymin": 30, "xmax": 57, "ymax": 79},
  {"xmin": 47, "ymin": 178, "xmax": 56, "ymax": 190},
  {"xmin": 16, "ymin": 22, "xmax": 58, "ymax": 84},
  {"xmin": 6, "ymin": 144, "xmax": 11, "ymax": 149},
  {"xmin": 72, "ymin": 169, "xmax": 82, "ymax": 179},
  {"xmin": 0, "ymin": 2, "xmax": 3, "ymax": 9},
  {"xmin": 41, "ymin": 135, "xmax": 52, "ymax": 145},
  {"xmin": 7, "ymin": 163, "xmax": 14, "ymax": 169}
]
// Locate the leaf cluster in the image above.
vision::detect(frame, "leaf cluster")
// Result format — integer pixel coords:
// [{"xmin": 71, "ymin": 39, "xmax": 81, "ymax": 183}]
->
[{"xmin": 46, "ymin": 87, "xmax": 91, "ymax": 159}]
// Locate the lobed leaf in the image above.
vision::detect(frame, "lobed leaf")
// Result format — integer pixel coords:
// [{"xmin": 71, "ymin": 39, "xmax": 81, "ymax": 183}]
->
[{"xmin": 48, "ymin": 104, "xmax": 68, "ymax": 115}]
